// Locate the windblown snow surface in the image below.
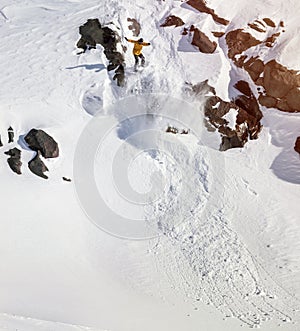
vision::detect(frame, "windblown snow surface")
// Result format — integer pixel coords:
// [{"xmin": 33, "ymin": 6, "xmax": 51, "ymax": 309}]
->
[{"xmin": 0, "ymin": 0, "xmax": 300, "ymax": 330}]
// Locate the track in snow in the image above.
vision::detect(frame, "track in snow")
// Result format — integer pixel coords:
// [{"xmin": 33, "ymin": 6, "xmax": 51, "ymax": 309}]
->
[{"xmin": 77, "ymin": 1, "xmax": 300, "ymax": 328}]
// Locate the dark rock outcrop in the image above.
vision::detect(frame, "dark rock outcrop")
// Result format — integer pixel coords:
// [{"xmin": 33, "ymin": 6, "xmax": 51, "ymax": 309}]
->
[
  {"xmin": 0, "ymin": 135, "xmax": 3, "ymax": 147},
  {"xmin": 191, "ymin": 28, "xmax": 217, "ymax": 53},
  {"xmin": 192, "ymin": 81, "xmax": 262, "ymax": 151},
  {"xmin": 28, "ymin": 151, "xmax": 49, "ymax": 179},
  {"xmin": 294, "ymin": 137, "xmax": 300, "ymax": 154},
  {"xmin": 76, "ymin": 19, "xmax": 125, "ymax": 87},
  {"xmin": 234, "ymin": 81, "xmax": 263, "ymax": 140},
  {"xmin": 187, "ymin": 0, "xmax": 229, "ymax": 26},
  {"xmin": 8, "ymin": 126, "xmax": 14, "ymax": 143},
  {"xmin": 166, "ymin": 126, "xmax": 179, "ymax": 134},
  {"xmin": 161, "ymin": 15, "xmax": 184, "ymax": 27},
  {"xmin": 4, "ymin": 148, "xmax": 22, "ymax": 175},
  {"xmin": 204, "ymin": 96, "xmax": 246, "ymax": 151},
  {"xmin": 113, "ymin": 63, "xmax": 125, "ymax": 87},
  {"xmin": 127, "ymin": 18, "xmax": 141, "ymax": 36},
  {"xmin": 25, "ymin": 129, "xmax": 59, "ymax": 159}
]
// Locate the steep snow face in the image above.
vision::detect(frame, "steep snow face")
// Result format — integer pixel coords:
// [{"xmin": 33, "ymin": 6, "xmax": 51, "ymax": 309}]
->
[{"xmin": 0, "ymin": 1, "xmax": 300, "ymax": 331}]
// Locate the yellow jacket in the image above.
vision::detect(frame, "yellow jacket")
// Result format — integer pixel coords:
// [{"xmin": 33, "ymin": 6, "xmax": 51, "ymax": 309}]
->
[{"xmin": 127, "ymin": 39, "xmax": 150, "ymax": 55}]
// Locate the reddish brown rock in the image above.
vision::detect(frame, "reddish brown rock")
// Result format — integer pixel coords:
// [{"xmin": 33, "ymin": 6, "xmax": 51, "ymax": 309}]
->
[
  {"xmin": 285, "ymin": 87, "xmax": 300, "ymax": 111},
  {"xmin": 258, "ymin": 95, "xmax": 277, "ymax": 108},
  {"xmin": 243, "ymin": 57, "xmax": 265, "ymax": 82},
  {"xmin": 233, "ymin": 81, "xmax": 263, "ymax": 139},
  {"xmin": 225, "ymin": 22, "xmax": 300, "ymax": 114},
  {"xmin": 187, "ymin": 0, "xmax": 229, "ymax": 26},
  {"xmin": 161, "ymin": 15, "xmax": 184, "ymax": 27},
  {"xmin": 276, "ymin": 99, "xmax": 291, "ymax": 112},
  {"xmin": 226, "ymin": 29, "xmax": 260, "ymax": 59},
  {"xmin": 262, "ymin": 60, "xmax": 300, "ymax": 99},
  {"xmin": 263, "ymin": 18, "xmax": 276, "ymax": 27},
  {"xmin": 265, "ymin": 32, "xmax": 280, "ymax": 47},
  {"xmin": 191, "ymin": 28, "xmax": 217, "ymax": 53},
  {"xmin": 294, "ymin": 137, "xmax": 300, "ymax": 154},
  {"xmin": 212, "ymin": 31, "xmax": 225, "ymax": 38},
  {"xmin": 234, "ymin": 80, "xmax": 252, "ymax": 97},
  {"xmin": 248, "ymin": 22, "xmax": 265, "ymax": 33}
]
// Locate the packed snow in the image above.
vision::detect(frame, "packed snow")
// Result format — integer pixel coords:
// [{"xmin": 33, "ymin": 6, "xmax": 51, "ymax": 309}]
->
[{"xmin": 0, "ymin": 0, "xmax": 299, "ymax": 330}]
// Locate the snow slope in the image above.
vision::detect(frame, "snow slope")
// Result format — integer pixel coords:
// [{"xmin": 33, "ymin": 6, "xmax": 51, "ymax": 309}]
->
[{"xmin": 0, "ymin": 0, "xmax": 299, "ymax": 330}]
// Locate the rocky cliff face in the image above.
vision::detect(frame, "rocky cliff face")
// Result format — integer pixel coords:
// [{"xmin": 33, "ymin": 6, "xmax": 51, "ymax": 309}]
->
[
  {"xmin": 77, "ymin": 19, "xmax": 125, "ymax": 87},
  {"xmin": 225, "ymin": 19, "xmax": 300, "ymax": 114},
  {"xmin": 201, "ymin": 81, "xmax": 262, "ymax": 151},
  {"xmin": 161, "ymin": 5, "xmax": 299, "ymax": 152}
]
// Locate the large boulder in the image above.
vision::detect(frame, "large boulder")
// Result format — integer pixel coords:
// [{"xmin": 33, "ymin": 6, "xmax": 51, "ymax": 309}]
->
[
  {"xmin": 226, "ymin": 29, "xmax": 260, "ymax": 60},
  {"xmin": 4, "ymin": 148, "xmax": 22, "ymax": 175},
  {"xmin": 262, "ymin": 60, "xmax": 300, "ymax": 99},
  {"xmin": 191, "ymin": 28, "xmax": 217, "ymax": 53},
  {"xmin": 25, "ymin": 129, "xmax": 59, "ymax": 159},
  {"xmin": 28, "ymin": 151, "xmax": 49, "ymax": 179}
]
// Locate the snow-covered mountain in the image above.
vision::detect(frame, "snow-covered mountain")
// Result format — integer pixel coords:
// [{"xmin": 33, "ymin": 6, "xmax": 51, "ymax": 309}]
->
[{"xmin": 0, "ymin": 0, "xmax": 299, "ymax": 330}]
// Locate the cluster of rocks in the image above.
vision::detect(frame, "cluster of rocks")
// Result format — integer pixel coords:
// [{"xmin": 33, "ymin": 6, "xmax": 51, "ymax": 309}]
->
[
  {"xmin": 25, "ymin": 129, "xmax": 59, "ymax": 179},
  {"xmin": 161, "ymin": 15, "xmax": 217, "ymax": 54},
  {"xmin": 77, "ymin": 19, "xmax": 125, "ymax": 87},
  {"xmin": 162, "ymin": 5, "xmax": 300, "ymax": 153},
  {"xmin": 225, "ymin": 19, "xmax": 300, "ymax": 114},
  {"xmin": 187, "ymin": 80, "xmax": 262, "ymax": 151},
  {"xmin": 166, "ymin": 126, "xmax": 189, "ymax": 135},
  {"xmin": 160, "ymin": 0, "xmax": 230, "ymax": 54},
  {"xmin": 1, "ymin": 127, "xmax": 60, "ymax": 179}
]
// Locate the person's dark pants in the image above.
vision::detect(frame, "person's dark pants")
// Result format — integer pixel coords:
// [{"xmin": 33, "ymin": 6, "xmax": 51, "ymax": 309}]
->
[{"xmin": 134, "ymin": 54, "xmax": 145, "ymax": 66}]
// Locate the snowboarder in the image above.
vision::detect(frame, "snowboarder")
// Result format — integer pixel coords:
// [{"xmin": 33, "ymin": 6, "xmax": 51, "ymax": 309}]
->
[{"xmin": 125, "ymin": 37, "xmax": 151, "ymax": 70}]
